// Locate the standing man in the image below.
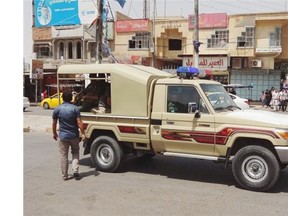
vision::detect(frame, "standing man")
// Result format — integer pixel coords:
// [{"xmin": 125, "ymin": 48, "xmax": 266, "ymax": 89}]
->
[{"xmin": 52, "ymin": 91, "xmax": 86, "ymax": 180}]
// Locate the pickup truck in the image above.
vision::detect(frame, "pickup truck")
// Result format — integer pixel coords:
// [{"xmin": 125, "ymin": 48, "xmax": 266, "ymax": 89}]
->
[{"xmin": 57, "ymin": 63, "xmax": 288, "ymax": 192}]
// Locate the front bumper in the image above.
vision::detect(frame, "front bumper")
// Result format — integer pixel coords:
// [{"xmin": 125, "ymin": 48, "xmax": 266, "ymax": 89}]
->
[{"xmin": 275, "ymin": 146, "xmax": 288, "ymax": 164}]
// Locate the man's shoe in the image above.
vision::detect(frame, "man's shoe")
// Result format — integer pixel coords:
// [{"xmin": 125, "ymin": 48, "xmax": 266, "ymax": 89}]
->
[
  {"xmin": 73, "ymin": 173, "xmax": 80, "ymax": 178},
  {"xmin": 63, "ymin": 176, "xmax": 68, "ymax": 181}
]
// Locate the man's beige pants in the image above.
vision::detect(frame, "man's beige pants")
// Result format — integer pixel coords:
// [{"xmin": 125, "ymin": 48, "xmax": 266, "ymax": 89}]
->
[{"xmin": 58, "ymin": 138, "xmax": 80, "ymax": 178}]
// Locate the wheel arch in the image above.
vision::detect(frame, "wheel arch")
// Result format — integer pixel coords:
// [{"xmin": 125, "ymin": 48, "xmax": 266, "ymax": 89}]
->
[
  {"xmin": 84, "ymin": 129, "xmax": 117, "ymax": 155},
  {"xmin": 229, "ymin": 137, "xmax": 281, "ymax": 163}
]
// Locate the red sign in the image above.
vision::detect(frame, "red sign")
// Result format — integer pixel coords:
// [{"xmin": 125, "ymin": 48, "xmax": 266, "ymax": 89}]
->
[
  {"xmin": 116, "ymin": 19, "xmax": 149, "ymax": 33},
  {"xmin": 189, "ymin": 13, "xmax": 227, "ymax": 29}
]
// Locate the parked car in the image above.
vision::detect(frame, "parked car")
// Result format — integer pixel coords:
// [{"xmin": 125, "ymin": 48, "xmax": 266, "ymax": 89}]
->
[
  {"xmin": 40, "ymin": 92, "xmax": 75, "ymax": 109},
  {"xmin": 40, "ymin": 93, "xmax": 63, "ymax": 109},
  {"xmin": 229, "ymin": 93, "xmax": 250, "ymax": 109},
  {"xmin": 206, "ymin": 92, "xmax": 250, "ymax": 110},
  {"xmin": 23, "ymin": 96, "xmax": 30, "ymax": 111}
]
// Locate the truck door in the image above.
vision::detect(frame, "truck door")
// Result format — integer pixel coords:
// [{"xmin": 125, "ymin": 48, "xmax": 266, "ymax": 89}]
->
[{"xmin": 160, "ymin": 85, "xmax": 215, "ymax": 156}]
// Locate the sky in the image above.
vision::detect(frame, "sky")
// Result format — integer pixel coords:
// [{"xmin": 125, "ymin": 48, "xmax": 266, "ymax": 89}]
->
[{"xmin": 23, "ymin": 0, "xmax": 287, "ymax": 62}]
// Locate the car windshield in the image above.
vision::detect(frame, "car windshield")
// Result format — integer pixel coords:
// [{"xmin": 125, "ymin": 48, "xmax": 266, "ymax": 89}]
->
[{"xmin": 200, "ymin": 83, "xmax": 238, "ymax": 111}]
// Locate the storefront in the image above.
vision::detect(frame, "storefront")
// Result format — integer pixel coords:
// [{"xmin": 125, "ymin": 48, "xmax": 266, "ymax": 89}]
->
[{"xmin": 179, "ymin": 54, "xmax": 229, "ymax": 84}]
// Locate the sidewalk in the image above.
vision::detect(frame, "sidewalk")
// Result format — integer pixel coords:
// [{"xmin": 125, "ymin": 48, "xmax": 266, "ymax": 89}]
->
[{"xmin": 24, "ymin": 115, "xmax": 53, "ymax": 133}]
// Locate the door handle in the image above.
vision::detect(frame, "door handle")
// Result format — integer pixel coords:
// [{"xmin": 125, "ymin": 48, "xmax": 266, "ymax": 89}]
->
[
  {"xmin": 166, "ymin": 121, "xmax": 175, "ymax": 125},
  {"xmin": 198, "ymin": 123, "xmax": 210, "ymax": 127}
]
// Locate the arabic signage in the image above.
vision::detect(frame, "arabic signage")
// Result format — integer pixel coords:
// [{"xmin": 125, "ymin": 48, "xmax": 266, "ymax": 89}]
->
[
  {"xmin": 256, "ymin": 47, "xmax": 282, "ymax": 53},
  {"xmin": 115, "ymin": 19, "xmax": 149, "ymax": 33},
  {"xmin": 34, "ymin": 0, "xmax": 97, "ymax": 28},
  {"xmin": 183, "ymin": 56, "xmax": 228, "ymax": 71},
  {"xmin": 189, "ymin": 13, "xmax": 228, "ymax": 29},
  {"xmin": 30, "ymin": 59, "xmax": 44, "ymax": 79}
]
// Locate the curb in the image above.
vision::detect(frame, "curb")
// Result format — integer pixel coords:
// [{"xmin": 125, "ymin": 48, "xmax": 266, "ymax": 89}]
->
[{"xmin": 23, "ymin": 127, "xmax": 53, "ymax": 133}]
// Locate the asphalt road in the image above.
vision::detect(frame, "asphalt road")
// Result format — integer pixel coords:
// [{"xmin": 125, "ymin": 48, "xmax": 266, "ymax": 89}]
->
[{"xmin": 23, "ymin": 107, "xmax": 288, "ymax": 216}]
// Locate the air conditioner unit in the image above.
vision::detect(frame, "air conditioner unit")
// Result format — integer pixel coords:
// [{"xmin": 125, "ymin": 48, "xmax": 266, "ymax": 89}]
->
[{"xmin": 252, "ymin": 60, "xmax": 262, "ymax": 68}]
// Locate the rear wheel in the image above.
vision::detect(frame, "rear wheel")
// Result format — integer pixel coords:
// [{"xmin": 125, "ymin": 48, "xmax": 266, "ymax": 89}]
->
[
  {"xmin": 90, "ymin": 136, "xmax": 123, "ymax": 172},
  {"xmin": 232, "ymin": 145, "xmax": 280, "ymax": 192},
  {"xmin": 43, "ymin": 102, "xmax": 50, "ymax": 109}
]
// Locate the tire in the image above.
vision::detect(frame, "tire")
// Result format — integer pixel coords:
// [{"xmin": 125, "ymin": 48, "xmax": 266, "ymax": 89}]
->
[
  {"xmin": 90, "ymin": 136, "xmax": 123, "ymax": 172},
  {"xmin": 232, "ymin": 145, "xmax": 280, "ymax": 192},
  {"xmin": 43, "ymin": 102, "xmax": 50, "ymax": 109}
]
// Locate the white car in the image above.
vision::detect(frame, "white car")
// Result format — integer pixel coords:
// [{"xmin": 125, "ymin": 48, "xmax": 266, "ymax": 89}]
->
[
  {"xmin": 207, "ymin": 92, "xmax": 250, "ymax": 110},
  {"xmin": 23, "ymin": 96, "xmax": 30, "ymax": 111},
  {"xmin": 229, "ymin": 93, "xmax": 250, "ymax": 109}
]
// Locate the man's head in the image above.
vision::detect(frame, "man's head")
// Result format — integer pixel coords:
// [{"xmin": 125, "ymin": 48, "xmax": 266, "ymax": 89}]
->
[{"xmin": 62, "ymin": 91, "xmax": 73, "ymax": 102}]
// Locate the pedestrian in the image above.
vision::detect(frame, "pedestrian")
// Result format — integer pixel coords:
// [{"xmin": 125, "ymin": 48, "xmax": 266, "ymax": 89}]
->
[
  {"xmin": 41, "ymin": 89, "xmax": 48, "ymax": 100},
  {"xmin": 271, "ymin": 88, "xmax": 280, "ymax": 111},
  {"xmin": 52, "ymin": 91, "xmax": 86, "ymax": 181},
  {"xmin": 279, "ymin": 89, "xmax": 287, "ymax": 112},
  {"xmin": 260, "ymin": 91, "xmax": 266, "ymax": 107}
]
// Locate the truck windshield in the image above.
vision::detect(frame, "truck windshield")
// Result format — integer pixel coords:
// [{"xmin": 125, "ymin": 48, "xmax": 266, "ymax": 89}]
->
[{"xmin": 200, "ymin": 84, "xmax": 238, "ymax": 111}]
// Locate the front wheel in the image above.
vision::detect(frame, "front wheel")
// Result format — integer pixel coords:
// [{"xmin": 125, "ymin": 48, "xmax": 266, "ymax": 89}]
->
[
  {"xmin": 90, "ymin": 136, "xmax": 123, "ymax": 172},
  {"xmin": 43, "ymin": 102, "xmax": 50, "ymax": 109},
  {"xmin": 232, "ymin": 145, "xmax": 280, "ymax": 192}
]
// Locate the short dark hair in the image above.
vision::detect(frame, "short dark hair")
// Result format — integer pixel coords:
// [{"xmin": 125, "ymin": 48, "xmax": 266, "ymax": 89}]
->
[{"xmin": 62, "ymin": 91, "xmax": 73, "ymax": 102}]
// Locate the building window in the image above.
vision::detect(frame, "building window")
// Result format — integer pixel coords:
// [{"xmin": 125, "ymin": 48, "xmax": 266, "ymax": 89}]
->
[
  {"xmin": 90, "ymin": 43, "xmax": 96, "ymax": 59},
  {"xmin": 68, "ymin": 42, "xmax": 73, "ymax": 59},
  {"xmin": 76, "ymin": 41, "xmax": 82, "ymax": 59},
  {"xmin": 59, "ymin": 42, "xmax": 64, "ymax": 59},
  {"xmin": 237, "ymin": 27, "xmax": 254, "ymax": 48},
  {"xmin": 231, "ymin": 57, "xmax": 248, "ymax": 69},
  {"xmin": 269, "ymin": 27, "xmax": 281, "ymax": 47},
  {"xmin": 128, "ymin": 32, "xmax": 150, "ymax": 50},
  {"xmin": 34, "ymin": 45, "xmax": 50, "ymax": 58},
  {"xmin": 207, "ymin": 30, "xmax": 229, "ymax": 48},
  {"xmin": 169, "ymin": 39, "xmax": 182, "ymax": 50}
]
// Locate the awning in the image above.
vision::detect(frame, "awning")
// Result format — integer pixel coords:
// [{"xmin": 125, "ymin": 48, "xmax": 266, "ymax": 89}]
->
[
  {"xmin": 46, "ymin": 83, "xmax": 83, "ymax": 88},
  {"xmin": 223, "ymin": 84, "xmax": 253, "ymax": 89}
]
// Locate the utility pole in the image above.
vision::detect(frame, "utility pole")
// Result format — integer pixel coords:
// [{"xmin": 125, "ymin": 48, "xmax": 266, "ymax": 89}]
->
[
  {"xmin": 143, "ymin": 0, "xmax": 150, "ymax": 19},
  {"xmin": 152, "ymin": 0, "xmax": 156, "ymax": 67},
  {"xmin": 193, "ymin": 0, "xmax": 199, "ymax": 68},
  {"xmin": 96, "ymin": 0, "xmax": 103, "ymax": 64}
]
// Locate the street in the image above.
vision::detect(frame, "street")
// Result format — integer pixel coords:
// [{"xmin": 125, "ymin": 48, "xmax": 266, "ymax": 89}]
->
[{"xmin": 23, "ymin": 107, "xmax": 288, "ymax": 216}]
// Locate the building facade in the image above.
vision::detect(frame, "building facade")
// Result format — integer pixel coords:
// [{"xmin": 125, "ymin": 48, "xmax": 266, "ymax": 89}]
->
[{"xmin": 24, "ymin": 3, "xmax": 288, "ymax": 102}]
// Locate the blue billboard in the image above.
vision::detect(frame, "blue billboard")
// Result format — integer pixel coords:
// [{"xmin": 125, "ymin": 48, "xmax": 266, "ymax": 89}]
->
[{"xmin": 34, "ymin": 0, "xmax": 97, "ymax": 28}]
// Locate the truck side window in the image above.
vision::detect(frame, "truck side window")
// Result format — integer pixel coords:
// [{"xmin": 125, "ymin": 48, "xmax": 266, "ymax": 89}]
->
[{"xmin": 167, "ymin": 86, "xmax": 206, "ymax": 113}]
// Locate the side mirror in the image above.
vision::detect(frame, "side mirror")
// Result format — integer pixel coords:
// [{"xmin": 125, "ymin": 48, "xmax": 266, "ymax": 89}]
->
[
  {"xmin": 188, "ymin": 102, "xmax": 201, "ymax": 118},
  {"xmin": 188, "ymin": 102, "xmax": 197, "ymax": 113}
]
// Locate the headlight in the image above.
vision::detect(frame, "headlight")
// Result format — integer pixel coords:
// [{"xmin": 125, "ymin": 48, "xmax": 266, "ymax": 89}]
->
[{"xmin": 275, "ymin": 129, "xmax": 288, "ymax": 140}]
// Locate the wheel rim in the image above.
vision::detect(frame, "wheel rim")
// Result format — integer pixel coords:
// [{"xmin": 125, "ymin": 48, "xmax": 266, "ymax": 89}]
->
[
  {"xmin": 44, "ymin": 103, "xmax": 49, "ymax": 109},
  {"xmin": 241, "ymin": 155, "xmax": 268, "ymax": 183},
  {"xmin": 96, "ymin": 143, "xmax": 114, "ymax": 166}
]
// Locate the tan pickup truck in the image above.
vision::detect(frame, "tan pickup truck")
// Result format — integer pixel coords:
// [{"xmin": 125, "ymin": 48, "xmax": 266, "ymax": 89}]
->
[{"xmin": 57, "ymin": 64, "xmax": 288, "ymax": 192}]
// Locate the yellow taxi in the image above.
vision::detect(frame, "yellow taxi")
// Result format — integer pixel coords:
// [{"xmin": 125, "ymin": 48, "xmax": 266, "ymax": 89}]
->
[
  {"xmin": 40, "ymin": 93, "xmax": 76, "ymax": 109},
  {"xmin": 40, "ymin": 93, "xmax": 64, "ymax": 109}
]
